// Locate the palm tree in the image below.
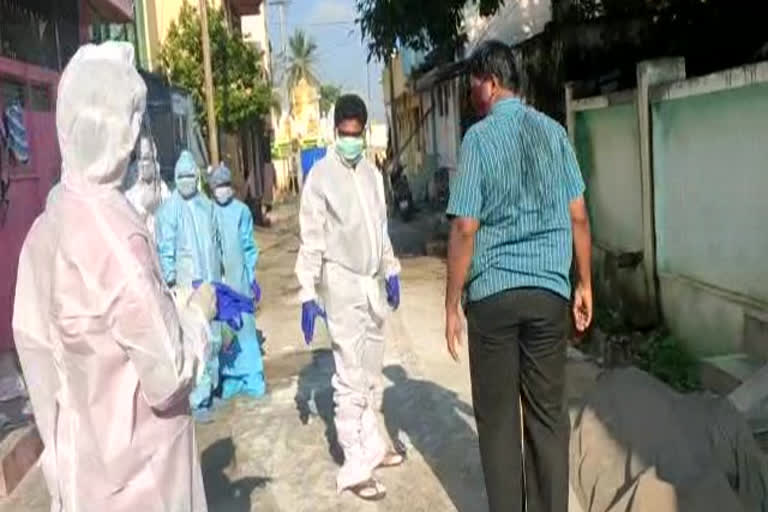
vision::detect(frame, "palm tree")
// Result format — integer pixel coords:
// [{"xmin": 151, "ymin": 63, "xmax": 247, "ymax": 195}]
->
[{"xmin": 286, "ymin": 30, "xmax": 319, "ymax": 95}]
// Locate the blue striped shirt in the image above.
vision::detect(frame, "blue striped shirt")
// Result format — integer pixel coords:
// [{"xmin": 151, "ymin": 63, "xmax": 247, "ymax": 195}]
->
[{"xmin": 447, "ymin": 98, "xmax": 585, "ymax": 302}]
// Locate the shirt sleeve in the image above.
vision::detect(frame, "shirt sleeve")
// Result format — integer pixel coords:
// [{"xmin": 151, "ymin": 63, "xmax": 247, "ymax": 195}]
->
[
  {"xmin": 447, "ymin": 129, "xmax": 484, "ymax": 219},
  {"xmin": 561, "ymin": 130, "xmax": 586, "ymax": 200}
]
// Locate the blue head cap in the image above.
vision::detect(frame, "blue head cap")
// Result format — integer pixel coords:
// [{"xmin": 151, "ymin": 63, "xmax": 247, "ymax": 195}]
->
[
  {"xmin": 174, "ymin": 150, "xmax": 198, "ymax": 181},
  {"xmin": 208, "ymin": 163, "xmax": 232, "ymax": 189}
]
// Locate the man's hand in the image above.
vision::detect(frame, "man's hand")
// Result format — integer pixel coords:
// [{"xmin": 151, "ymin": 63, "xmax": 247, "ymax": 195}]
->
[
  {"xmin": 445, "ymin": 217, "xmax": 477, "ymax": 363},
  {"xmin": 573, "ymin": 283, "xmax": 593, "ymax": 333},
  {"xmin": 386, "ymin": 275, "xmax": 401, "ymax": 310},
  {"xmin": 445, "ymin": 304, "xmax": 464, "ymax": 362}
]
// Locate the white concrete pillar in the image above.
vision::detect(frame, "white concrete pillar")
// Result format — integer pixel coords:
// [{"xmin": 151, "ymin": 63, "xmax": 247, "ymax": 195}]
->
[{"xmin": 635, "ymin": 58, "xmax": 687, "ymax": 323}]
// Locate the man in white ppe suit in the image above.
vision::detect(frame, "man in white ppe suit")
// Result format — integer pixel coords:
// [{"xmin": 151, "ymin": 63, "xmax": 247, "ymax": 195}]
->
[
  {"xmin": 12, "ymin": 42, "xmax": 215, "ymax": 512},
  {"xmin": 295, "ymin": 94, "xmax": 404, "ymax": 501}
]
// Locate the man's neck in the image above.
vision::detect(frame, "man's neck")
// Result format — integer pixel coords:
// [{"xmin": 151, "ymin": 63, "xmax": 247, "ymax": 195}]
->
[{"xmin": 490, "ymin": 89, "xmax": 518, "ymax": 108}]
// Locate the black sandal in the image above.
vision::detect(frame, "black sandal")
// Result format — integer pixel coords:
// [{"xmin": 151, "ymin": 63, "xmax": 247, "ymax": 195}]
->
[{"xmin": 348, "ymin": 478, "xmax": 387, "ymax": 501}]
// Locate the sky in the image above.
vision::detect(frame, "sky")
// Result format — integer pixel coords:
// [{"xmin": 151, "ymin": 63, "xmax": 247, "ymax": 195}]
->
[{"xmin": 266, "ymin": 0, "xmax": 386, "ymax": 121}]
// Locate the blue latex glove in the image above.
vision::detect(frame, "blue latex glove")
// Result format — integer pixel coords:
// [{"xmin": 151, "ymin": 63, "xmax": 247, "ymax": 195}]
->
[
  {"xmin": 386, "ymin": 275, "xmax": 401, "ymax": 310},
  {"xmin": 301, "ymin": 300, "xmax": 326, "ymax": 345},
  {"xmin": 193, "ymin": 280, "xmax": 254, "ymax": 331},
  {"xmin": 251, "ymin": 280, "xmax": 262, "ymax": 303}
]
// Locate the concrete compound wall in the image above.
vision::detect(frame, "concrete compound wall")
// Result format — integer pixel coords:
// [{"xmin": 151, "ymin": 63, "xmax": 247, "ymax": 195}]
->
[
  {"xmin": 569, "ymin": 59, "xmax": 768, "ymax": 357},
  {"xmin": 651, "ymin": 66, "xmax": 768, "ymax": 356}
]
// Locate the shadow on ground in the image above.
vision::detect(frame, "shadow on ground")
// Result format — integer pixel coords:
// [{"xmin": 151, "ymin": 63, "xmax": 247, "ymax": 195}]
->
[
  {"xmin": 294, "ymin": 349, "xmax": 486, "ymax": 511},
  {"xmin": 382, "ymin": 365, "xmax": 485, "ymax": 512},
  {"xmin": 202, "ymin": 437, "xmax": 272, "ymax": 512},
  {"xmin": 294, "ymin": 350, "xmax": 344, "ymax": 465}
]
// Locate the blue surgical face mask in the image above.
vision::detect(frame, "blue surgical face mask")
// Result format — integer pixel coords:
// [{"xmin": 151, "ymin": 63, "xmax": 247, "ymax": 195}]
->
[
  {"xmin": 336, "ymin": 136, "xmax": 365, "ymax": 165},
  {"xmin": 176, "ymin": 176, "xmax": 197, "ymax": 198},
  {"xmin": 214, "ymin": 185, "xmax": 234, "ymax": 205}
]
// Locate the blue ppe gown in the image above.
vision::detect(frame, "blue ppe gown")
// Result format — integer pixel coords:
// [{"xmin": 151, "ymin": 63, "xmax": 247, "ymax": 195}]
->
[
  {"xmin": 214, "ymin": 198, "xmax": 266, "ymax": 398},
  {"xmin": 155, "ymin": 151, "xmax": 223, "ymax": 411}
]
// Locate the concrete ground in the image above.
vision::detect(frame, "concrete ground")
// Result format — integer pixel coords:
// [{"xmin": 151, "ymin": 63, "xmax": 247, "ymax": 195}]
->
[{"xmin": 0, "ymin": 202, "xmax": 601, "ymax": 511}]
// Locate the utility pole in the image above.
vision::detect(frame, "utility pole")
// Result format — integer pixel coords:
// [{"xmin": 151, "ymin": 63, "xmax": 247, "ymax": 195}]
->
[
  {"xmin": 366, "ymin": 61, "xmax": 372, "ymax": 141},
  {"xmin": 199, "ymin": 0, "xmax": 219, "ymax": 165},
  {"xmin": 387, "ymin": 54, "xmax": 399, "ymax": 166},
  {"xmin": 269, "ymin": 0, "xmax": 289, "ymax": 68},
  {"xmin": 269, "ymin": 0, "xmax": 290, "ymax": 118}
]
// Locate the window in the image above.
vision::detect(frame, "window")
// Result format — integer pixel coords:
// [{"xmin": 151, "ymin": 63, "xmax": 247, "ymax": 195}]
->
[
  {"xmin": 0, "ymin": 78, "xmax": 25, "ymax": 108},
  {"xmin": 28, "ymin": 84, "xmax": 52, "ymax": 112},
  {"xmin": 0, "ymin": 0, "xmax": 79, "ymax": 70},
  {"xmin": 86, "ymin": 1, "xmax": 139, "ymax": 64},
  {"xmin": 0, "ymin": 77, "xmax": 31, "ymax": 175},
  {"xmin": 1, "ymin": 79, "xmax": 53, "ymax": 112}
]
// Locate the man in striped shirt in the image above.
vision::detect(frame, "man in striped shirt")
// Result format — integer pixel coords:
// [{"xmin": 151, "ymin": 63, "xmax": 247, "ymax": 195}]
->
[{"xmin": 445, "ymin": 40, "xmax": 593, "ymax": 512}]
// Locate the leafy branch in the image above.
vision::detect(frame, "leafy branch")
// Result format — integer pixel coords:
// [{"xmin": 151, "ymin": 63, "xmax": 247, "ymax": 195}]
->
[
  {"xmin": 158, "ymin": 3, "xmax": 274, "ymax": 132},
  {"xmin": 355, "ymin": 0, "xmax": 505, "ymax": 62}
]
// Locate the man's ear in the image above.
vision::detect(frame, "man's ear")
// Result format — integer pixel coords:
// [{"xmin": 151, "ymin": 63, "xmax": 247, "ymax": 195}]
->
[{"xmin": 491, "ymin": 75, "xmax": 503, "ymax": 94}]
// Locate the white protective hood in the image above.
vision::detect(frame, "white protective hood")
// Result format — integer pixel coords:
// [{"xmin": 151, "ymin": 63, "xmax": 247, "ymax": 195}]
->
[{"xmin": 57, "ymin": 42, "xmax": 146, "ymax": 193}]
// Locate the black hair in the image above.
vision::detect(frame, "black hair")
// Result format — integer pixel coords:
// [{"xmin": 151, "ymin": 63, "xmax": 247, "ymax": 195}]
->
[
  {"xmin": 334, "ymin": 94, "xmax": 368, "ymax": 128},
  {"xmin": 468, "ymin": 40, "xmax": 519, "ymax": 91}
]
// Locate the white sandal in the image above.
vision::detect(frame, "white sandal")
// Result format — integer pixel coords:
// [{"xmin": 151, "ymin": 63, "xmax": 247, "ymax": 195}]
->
[
  {"xmin": 348, "ymin": 478, "xmax": 387, "ymax": 501},
  {"xmin": 377, "ymin": 451, "xmax": 406, "ymax": 469}
]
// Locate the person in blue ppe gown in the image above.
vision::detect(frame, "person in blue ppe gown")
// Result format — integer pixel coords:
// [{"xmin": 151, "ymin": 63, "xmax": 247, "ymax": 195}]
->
[
  {"xmin": 156, "ymin": 150, "xmax": 224, "ymax": 418},
  {"xmin": 208, "ymin": 163, "xmax": 267, "ymax": 398}
]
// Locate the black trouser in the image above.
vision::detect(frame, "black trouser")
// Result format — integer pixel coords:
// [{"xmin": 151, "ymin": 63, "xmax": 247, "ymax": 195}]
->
[{"xmin": 467, "ymin": 288, "xmax": 569, "ymax": 512}]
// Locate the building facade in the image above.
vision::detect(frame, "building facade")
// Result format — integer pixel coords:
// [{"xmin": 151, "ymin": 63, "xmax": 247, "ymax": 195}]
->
[
  {"xmin": 241, "ymin": 5, "xmax": 271, "ymax": 76},
  {"xmin": 136, "ymin": 0, "xmax": 263, "ymax": 71}
]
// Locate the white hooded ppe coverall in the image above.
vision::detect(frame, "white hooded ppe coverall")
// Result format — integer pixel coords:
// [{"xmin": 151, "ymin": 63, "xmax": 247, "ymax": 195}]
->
[
  {"xmin": 124, "ymin": 134, "xmax": 170, "ymax": 237},
  {"xmin": 295, "ymin": 150, "xmax": 401, "ymax": 491},
  {"xmin": 12, "ymin": 42, "xmax": 210, "ymax": 512}
]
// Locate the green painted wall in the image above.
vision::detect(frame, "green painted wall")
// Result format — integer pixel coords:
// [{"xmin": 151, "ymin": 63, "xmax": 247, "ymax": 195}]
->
[
  {"xmin": 574, "ymin": 103, "xmax": 643, "ymax": 252},
  {"xmin": 652, "ymin": 84, "xmax": 768, "ymax": 304}
]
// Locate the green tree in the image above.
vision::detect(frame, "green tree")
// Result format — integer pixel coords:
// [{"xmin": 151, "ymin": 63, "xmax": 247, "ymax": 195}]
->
[
  {"xmin": 319, "ymin": 84, "xmax": 341, "ymax": 117},
  {"xmin": 158, "ymin": 3, "xmax": 274, "ymax": 131},
  {"xmin": 286, "ymin": 29, "xmax": 319, "ymax": 93},
  {"xmin": 355, "ymin": 0, "xmax": 505, "ymax": 61}
]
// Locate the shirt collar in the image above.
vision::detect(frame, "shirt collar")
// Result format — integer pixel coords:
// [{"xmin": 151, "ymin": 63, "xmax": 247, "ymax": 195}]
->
[{"xmin": 491, "ymin": 97, "xmax": 523, "ymax": 115}]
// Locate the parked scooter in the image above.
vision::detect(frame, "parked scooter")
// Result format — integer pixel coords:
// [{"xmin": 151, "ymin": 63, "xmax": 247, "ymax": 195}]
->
[{"xmin": 391, "ymin": 164, "xmax": 414, "ymax": 221}]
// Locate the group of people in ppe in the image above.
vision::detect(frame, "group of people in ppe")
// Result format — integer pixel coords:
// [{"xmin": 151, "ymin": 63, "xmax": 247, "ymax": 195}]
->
[
  {"xmin": 11, "ymin": 42, "xmax": 265, "ymax": 511},
  {"xmin": 11, "ymin": 40, "xmax": 404, "ymax": 510},
  {"xmin": 155, "ymin": 150, "xmax": 266, "ymax": 420}
]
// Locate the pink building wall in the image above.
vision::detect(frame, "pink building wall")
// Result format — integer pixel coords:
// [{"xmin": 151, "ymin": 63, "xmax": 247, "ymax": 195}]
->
[
  {"xmin": 0, "ymin": 0, "xmax": 132, "ymax": 351},
  {"xmin": 0, "ymin": 58, "xmax": 60, "ymax": 351}
]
